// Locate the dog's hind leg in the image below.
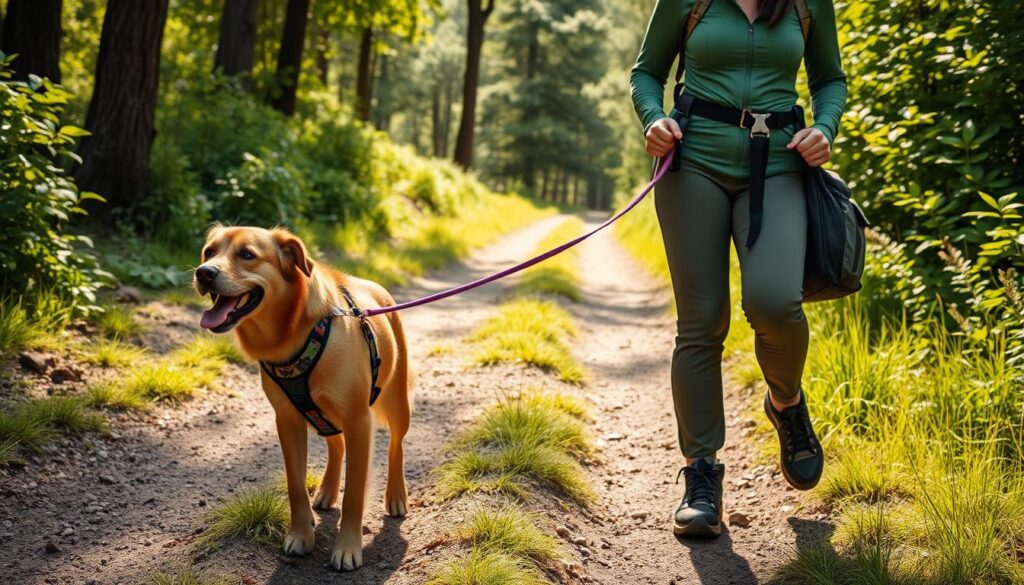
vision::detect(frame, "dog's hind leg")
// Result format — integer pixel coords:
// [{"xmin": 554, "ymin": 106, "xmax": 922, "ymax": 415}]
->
[
  {"xmin": 313, "ymin": 433, "xmax": 345, "ymax": 510},
  {"xmin": 276, "ymin": 411, "xmax": 316, "ymax": 556}
]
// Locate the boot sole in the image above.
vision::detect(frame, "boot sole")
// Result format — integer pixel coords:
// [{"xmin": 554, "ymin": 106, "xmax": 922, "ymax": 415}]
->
[
  {"xmin": 763, "ymin": 393, "xmax": 822, "ymax": 491},
  {"xmin": 672, "ymin": 516, "xmax": 722, "ymax": 537}
]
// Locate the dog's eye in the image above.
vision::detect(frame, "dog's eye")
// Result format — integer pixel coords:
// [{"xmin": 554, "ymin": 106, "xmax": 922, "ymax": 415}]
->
[
  {"xmin": 203, "ymin": 248, "xmax": 215, "ymax": 260},
  {"xmin": 239, "ymin": 249, "xmax": 256, "ymax": 260}
]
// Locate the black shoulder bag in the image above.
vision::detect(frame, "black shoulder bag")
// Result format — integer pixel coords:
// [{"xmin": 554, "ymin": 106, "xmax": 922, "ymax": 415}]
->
[{"xmin": 794, "ymin": 106, "xmax": 869, "ymax": 302}]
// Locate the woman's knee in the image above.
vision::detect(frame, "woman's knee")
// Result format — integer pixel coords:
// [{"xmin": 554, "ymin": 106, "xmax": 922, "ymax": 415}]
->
[
  {"xmin": 740, "ymin": 286, "xmax": 804, "ymax": 330},
  {"xmin": 675, "ymin": 298, "xmax": 730, "ymax": 346}
]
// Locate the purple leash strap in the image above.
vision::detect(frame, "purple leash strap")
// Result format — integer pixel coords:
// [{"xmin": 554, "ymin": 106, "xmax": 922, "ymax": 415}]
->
[{"xmin": 362, "ymin": 149, "xmax": 675, "ymax": 317}]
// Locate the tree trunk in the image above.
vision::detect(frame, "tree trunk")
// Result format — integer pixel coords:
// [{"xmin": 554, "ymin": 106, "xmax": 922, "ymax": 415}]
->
[
  {"xmin": 452, "ymin": 0, "xmax": 494, "ymax": 169},
  {"xmin": 268, "ymin": 0, "xmax": 310, "ymax": 116},
  {"xmin": 2, "ymin": 0, "xmax": 62, "ymax": 82},
  {"xmin": 214, "ymin": 0, "xmax": 258, "ymax": 79},
  {"xmin": 431, "ymin": 87, "xmax": 444, "ymax": 157},
  {"xmin": 75, "ymin": 0, "xmax": 169, "ymax": 213},
  {"xmin": 442, "ymin": 79, "xmax": 453, "ymax": 156},
  {"xmin": 355, "ymin": 27, "xmax": 374, "ymax": 121}
]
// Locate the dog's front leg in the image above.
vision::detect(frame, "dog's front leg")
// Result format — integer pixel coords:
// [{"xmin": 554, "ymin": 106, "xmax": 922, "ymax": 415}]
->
[
  {"xmin": 330, "ymin": 412, "xmax": 371, "ymax": 571},
  {"xmin": 276, "ymin": 411, "xmax": 315, "ymax": 556}
]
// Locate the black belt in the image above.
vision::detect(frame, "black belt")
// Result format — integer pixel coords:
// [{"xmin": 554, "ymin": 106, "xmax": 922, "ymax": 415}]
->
[{"xmin": 669, "ymin": 93, "xmax": 803, "ymax": 248}]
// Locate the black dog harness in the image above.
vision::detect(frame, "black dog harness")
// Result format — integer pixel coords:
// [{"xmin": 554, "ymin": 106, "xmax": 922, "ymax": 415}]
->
[
  {"xmin": 670, "ymin": 92, "xmax": 802, "ymax": 249},
  {"xmin": 259, "ymin": 287, "xmax": 383, "ymax": 436}
]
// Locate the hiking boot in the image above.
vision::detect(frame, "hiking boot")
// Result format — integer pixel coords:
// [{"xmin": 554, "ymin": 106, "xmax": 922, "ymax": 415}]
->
[
  {"xmin": 672, "ymin": 458, "xmax": 724, "ymax": 537},
  {"xmin": 764, "ymin": 389, "xmax": 823, "ymax": 490}
]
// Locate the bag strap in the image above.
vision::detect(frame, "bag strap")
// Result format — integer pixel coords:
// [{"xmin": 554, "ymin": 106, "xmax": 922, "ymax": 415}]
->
[
  {"xmin": 675, "ymin": 0, "xmax": 713, "ymax": 83},
  {"xmin": 675, "ymin": 0, "xmax": 811, "ymax": 84}
]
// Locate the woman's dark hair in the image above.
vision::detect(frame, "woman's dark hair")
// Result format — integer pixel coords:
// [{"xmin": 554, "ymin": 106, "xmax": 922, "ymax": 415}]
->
[{"xmin": 759, "ymin": 0, "xmax": 796, "ymax": 26}]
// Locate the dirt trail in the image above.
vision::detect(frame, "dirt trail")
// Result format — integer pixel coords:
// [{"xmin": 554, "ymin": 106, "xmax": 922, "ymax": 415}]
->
[{"xmin": 0, "ymin": 211, "xmax": 833, "ymax": 585}]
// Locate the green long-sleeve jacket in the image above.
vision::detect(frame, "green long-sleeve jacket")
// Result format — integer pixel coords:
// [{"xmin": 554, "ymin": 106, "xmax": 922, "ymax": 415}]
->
[{"xmin": 630, "ymin": 0, "xmax": 847, "ymax": 177}]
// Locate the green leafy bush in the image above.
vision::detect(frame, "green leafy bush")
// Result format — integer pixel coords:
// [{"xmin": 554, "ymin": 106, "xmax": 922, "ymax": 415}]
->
[{"xmin": 0, "ymin": 58, "xmax": 110, "ymax": 314}]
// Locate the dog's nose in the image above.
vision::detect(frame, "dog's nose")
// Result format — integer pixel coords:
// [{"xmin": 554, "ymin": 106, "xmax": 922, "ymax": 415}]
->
[{"xmin": 195, "ymin": 265, "xmax": 219, "ymax": 286}]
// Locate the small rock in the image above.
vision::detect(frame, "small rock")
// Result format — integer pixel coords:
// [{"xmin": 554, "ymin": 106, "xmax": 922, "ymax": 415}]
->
[
  {"xmin": 44, "ymin": 541, "xmax": 60, "ymax": 554},
  {"xmin": 60, "ymin": 527, "xmax": 74, "ymax": 537},
  {"xmin": 601, "ymin": 432, "xmax": 625, "ymax": 441},
  {"xmin": 629, "ymin": 511, "xmax": 649, "ymax": 520},
  {"xmin": 555, "ymin": 525, "xmax": 572, "ymax": 539},
  {"xmin": 49, "ymin": 367, "xmax": 81, "ymax": 384},
  {"xmin": 114, "ymin": 286, "xmax": 144, "ymax": 304},
  {"xmin": 571, "ymin": 535, "xmax": 587, "ymax": 546},
  {"xmin": 728, "ymin": 512, "xmax": 752, "ymax": 528},
  {"xmin": 780, "ymin": 505, "xmax": 794, "ymax": 513},
  {"xmin": 19, "ymin": 351, "xmax": 54, "ymax": 374},
  {"xmin": 578, "ymin": 546, "xmax": 592, "ymax": 557},
  {"xmin": 198, "ymin": 499, "xmax": 207, "ymax": 507},
  {"xmin": 98, "ymin": 475, "xmax": 116, "ymax": 485}
]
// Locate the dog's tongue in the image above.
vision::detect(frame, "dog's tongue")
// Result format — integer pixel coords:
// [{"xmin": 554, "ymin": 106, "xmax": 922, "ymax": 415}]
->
[{"xmin": 200, "ymin": 295, "xmax": 238, "ymax": 329}]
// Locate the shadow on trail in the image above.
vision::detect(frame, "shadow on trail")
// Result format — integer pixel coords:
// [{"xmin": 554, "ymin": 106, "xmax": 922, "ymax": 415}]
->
[{"xmin": 677, "ymin": 528, "xmax": 757, "ymax": 585}]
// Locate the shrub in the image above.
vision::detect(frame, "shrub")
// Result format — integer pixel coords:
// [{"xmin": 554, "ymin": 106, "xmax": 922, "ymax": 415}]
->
[{"xmin": 0, "ymin": 59, "xmax": 110, "ymax": 314}]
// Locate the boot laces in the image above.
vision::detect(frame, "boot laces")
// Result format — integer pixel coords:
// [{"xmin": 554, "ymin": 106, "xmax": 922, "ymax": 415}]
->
[
  {"xmin": 676, "ymin": 459, "xmax": 718, "ymax": 510},
  {"xmin": 781, "ymin": 403, "xmax": 816, "ymax": 459}
]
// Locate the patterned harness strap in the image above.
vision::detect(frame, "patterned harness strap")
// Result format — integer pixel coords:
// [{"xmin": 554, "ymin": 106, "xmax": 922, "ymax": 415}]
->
[{"xmin": 259, "ymin": 286, "xmax": 384, "ymax": 437}]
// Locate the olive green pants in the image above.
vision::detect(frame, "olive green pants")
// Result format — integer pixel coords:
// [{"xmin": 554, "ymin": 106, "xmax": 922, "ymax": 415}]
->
[{"xmin": 655, "ymin": 161, "xmax": 808, "ymax": 459}]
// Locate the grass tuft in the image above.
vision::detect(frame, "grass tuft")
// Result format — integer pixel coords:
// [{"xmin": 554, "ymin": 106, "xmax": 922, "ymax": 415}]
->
[
  {"xmin": 436, "ymin": 392, "xmax": 594, "ymax": 503},
  {"xmin": 427, "ymin": 549, "xmax": 547, "ymax": 585},
  {"xmin": 457, "ymin": 506, "xmax": 562, "ymax": 565},
  {"xmin": 197, "ymin": 485, "xmax": 289, "ymax": 550},
  {"xmin": 173, "ymin": 333, "xmax": 247, "ymax": 366},
  {"xmin": 0, "ymin": 397, "xmax": 105, "ymax": 464},
  {"xmin": 149, "ymin": 565, "xmax": 239, "ymax": 585},
  {"xmin": 469, "ymin": 297, "xmax": 584, "ymax": 383},
  {"xmin": 92, "ymin": 305, "xmax": 143, "ymax": 338},
  {"xmin": 79, "ymin": 338, "xmax": 148, "ymax": 368},
  {"xmin": 514, "ymin": 217, "xmax": 583, "ymax": 302}
]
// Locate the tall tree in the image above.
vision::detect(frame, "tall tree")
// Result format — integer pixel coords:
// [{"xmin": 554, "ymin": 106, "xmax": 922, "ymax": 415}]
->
[
  {"xmin": 452, "ymin": 0, "xmax": 493, "ymax": 169},
  {"xmin": 355, "ymin": 27, "xmax": 374, "ymax": 121},
  {"xmin": 268, "ymin": 0, "xmax": 311, "ymax": 115},
  {"xmin": 1, "ymin": 0, "xmax": 62, "ymax": 82},
  {"xmin": 214, "ymin": 0, "xmax": 259, "ymax": 79},
  {"xmin": 75, "ymin": 0, "xmax": 169, "ymax": 212}
]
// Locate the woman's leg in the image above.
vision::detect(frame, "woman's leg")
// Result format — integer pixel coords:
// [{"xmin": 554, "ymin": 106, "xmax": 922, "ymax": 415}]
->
[
  {"xmin": 654, "ymin": 162, "xmax": 733, "ymax": 461},
  {"xmin": 731, "ymin": 172, "xmax": 808, "ymax": 403}
]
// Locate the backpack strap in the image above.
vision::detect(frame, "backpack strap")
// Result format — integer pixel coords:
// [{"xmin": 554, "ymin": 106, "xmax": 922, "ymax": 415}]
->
[
  {"xmin": 795, "ymin": 0, "xmax": 811, "ymax": 43},
  {"xmin": 675, "ymin": 0, "xmax": 714, "ymax": 83}
]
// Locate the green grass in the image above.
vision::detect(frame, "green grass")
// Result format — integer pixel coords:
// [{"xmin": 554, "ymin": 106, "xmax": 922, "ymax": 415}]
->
[
  {"xmin": 457, "ymin": 506, "xmax": 562, "ymax": 565},
  {"xmin": 149, "ymin": 566, "xmax": 239, "ymax": 585},
  {"xmin": 91, "ymin": 304, "xmax": 144, "ymax": 338},
  {"xmin": 196, "ymin": 485, "xmax": 289, "ymax": 550},
  {"xmin": 436, "ymin": 392, "xmax": 594, "ymax": 504},
  {"xmin": 86, "ymin": 333, "xmax": 232, "ymax": 410},
  {"xmin": 514, "ymin": 217, "xmax": 583, "ymax": 301},
  {"xmin": 0, "ymin": 293, "xmax": 73, "ymax": 357},
  {"xmin": 78, "ymin": 338, "xmax": 149, "ymax": 368},
  {"xmin": 428, "ymin": 549, "xmax": 548, "ymax": 585},
  {"xmin": 469, "ymin": 297, "xmax": 584, "ymax": 383},
  {"xmin": 0, "ymin": 397, "xmax": 106, "ymax": 465},
  {"xmin": 302, "ymin": 192, "xmax": 556, "ymax": 289}
]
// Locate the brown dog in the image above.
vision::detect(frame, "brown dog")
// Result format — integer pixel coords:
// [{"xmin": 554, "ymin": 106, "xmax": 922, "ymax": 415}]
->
[{"xmin": 193, "ymin": 225, "xmax": 411, "ymax": 571}]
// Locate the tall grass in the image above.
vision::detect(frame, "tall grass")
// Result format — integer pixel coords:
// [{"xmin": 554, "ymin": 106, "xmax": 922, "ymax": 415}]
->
[
  {"xmin": 0, "ymin": 292, "xmax": 73, "ymax": 356},
  {"xmin": 196, "ymin": 485, "xmax": 289, "ymax": 550}
]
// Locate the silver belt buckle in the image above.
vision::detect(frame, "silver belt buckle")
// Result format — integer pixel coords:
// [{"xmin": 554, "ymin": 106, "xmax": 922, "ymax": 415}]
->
[{"xmin": 741, "ymin": 109, "xmax": 772, "ymax": 138}]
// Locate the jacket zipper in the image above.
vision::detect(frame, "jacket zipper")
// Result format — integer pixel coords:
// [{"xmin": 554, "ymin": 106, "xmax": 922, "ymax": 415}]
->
[{"xmin": 736, "ymin": 21, "xmax": 755, "ymax": 173}]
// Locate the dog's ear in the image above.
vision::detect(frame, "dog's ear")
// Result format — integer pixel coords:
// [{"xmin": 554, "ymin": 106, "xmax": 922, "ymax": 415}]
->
[{"xmin": 272, "ymin": 229, "xmax": 313, "ymax": 279}]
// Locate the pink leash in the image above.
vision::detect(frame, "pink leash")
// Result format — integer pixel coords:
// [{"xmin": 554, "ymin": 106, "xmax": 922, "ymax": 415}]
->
[{"xmin": 361, "ymin": 150, "xmax": 675, "ymax": 317}]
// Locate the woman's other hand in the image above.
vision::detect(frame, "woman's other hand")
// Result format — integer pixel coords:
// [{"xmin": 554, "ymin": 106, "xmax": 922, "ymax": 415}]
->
[
  {"xmin": 787, "ymin": 127, "xmax": 830, "ymax": 167},
  {"xmin": 645, "ymin": 117, "xmax": 683, "ymax": 157}
]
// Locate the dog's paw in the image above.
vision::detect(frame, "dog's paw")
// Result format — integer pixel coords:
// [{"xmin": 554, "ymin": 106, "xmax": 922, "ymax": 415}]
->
[
  {"xmin": 282, "ymin": 527, "xmax": 315, "ymax": 556},
  {"xmin": 329, "ymin": 533, "xmax": 363, "ymax": 572},
  {"xmin": 385, "ymin": 485, "xmax": 408, "ymax": 517},
  {"xmin": 312, "ymin": 486, "xmax": 339, "ymax": 510}
]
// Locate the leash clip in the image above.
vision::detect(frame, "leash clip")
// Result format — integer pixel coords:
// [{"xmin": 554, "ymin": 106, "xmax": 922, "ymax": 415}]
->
[{"xmin": 741, "ymin": 110, "xmax": 772, "ymax": 138}]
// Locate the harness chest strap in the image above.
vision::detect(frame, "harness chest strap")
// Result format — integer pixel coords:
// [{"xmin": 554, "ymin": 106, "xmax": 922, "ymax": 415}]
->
[{"xmin": 259, "ymin": 287, "xmax": 382, "ymax": 437}]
